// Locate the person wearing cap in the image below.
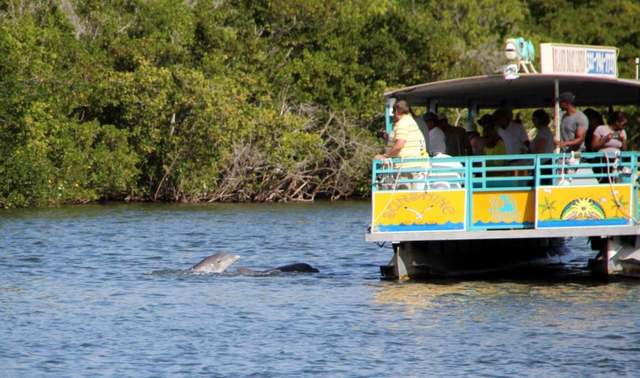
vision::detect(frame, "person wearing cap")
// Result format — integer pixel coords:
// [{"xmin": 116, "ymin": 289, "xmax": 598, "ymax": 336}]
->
[
  {"xmin": 423, "ymin": 112, "xmax": 446, "ymax": 155},
  {"xmin": 556, "ymin": 91, "xmax": 588, "ymax": 152},
  {"xmin": 493, "ymin": 108, "xmax": 530, "ymax": 154},
  {"xmin": 438, "ymin": 113, "xmax": 471, "ymax": 156}
]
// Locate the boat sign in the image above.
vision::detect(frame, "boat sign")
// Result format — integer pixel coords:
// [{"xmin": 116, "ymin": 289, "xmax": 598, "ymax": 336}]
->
[{"xmin": 540, "ymin": 43, "xmax": 617, "ymax": 78}]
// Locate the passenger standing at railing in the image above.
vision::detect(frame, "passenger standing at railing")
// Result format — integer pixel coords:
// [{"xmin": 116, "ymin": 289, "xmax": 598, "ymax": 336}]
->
[
  {"xmin": 531, "ymin": 109, "xmax": 554, "ymax": 184},
  {"xmin": 493, "ymin": 108, "xmax": 530, "ymax": 154},
  {"xmin": 591, "ymin": 111, "xmax": 628, "ymax": 155},
  {"xmin": 531, "ymin": 109, "xmax": 555, "ymax": 153},
  {"xmin": 592, "ymin": 111, "xmax": 628, "ymax": 183},
  {"xmin": 374, "ymin": 100, "xmax": 428, "ymax": 190},
  {"xmin": 375, "ymin": 100, "xmax": 428, "ymax": 162},
  {"xmin": 555, "ymin": 92, "xmax": 588, "ymax": 152}
]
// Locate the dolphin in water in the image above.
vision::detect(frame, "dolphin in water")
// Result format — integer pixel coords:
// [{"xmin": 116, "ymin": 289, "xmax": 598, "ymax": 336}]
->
[
  {"xmin": 191, "ymin": 252, "xmax": 241, "ymax": 273},
  {"xmin": 269, "ymin": 263, "xmax": 319, "ymax": 273},
  {"xmin": 190, "ymin": 252, "xmax": 319, "ymax": 274}
]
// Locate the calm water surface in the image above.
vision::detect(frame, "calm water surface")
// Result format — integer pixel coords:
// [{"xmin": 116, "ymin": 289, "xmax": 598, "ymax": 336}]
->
[{"xmin": 2, "ymin": 201, "xmax": 640, "ymax": 377}]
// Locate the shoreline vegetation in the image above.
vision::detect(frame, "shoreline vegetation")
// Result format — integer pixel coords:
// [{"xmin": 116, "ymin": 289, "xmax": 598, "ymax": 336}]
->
[{"xmin": 1, "ymin": 1, "xmax": 639, "ymax": 208}]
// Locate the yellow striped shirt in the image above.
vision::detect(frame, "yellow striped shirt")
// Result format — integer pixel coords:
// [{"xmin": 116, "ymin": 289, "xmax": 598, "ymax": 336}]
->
[{"xmin": 394, "ymin": 115, "xmax": 427, "ymax": 159}]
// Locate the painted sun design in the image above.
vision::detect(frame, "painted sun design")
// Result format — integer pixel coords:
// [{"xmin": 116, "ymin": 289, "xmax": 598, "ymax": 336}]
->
[{"xmin": 560, "ymin": 198, "xmax": 606, "ymax": 220}]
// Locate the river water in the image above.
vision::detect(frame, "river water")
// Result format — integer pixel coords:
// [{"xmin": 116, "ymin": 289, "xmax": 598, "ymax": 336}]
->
[{"xmin": 2, "ymin": 201, "xmax": 640, "ymax": 377}]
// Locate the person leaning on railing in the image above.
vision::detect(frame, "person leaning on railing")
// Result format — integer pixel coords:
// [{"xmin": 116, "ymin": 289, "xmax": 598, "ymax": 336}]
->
[
  {"xmin": 554, "ymin": 91, "xmax": 588, "ymax": 152},
  {"xmin": 591, "ymin": 111, "xmax": 628, "ymax": 154},
  {"xmin": 375, "ymin": 100, "xmax": 428, "ymax": 161},
  {"xmin": 374, "ymin": 100, "xmax": 428, "ymax": 189},
  {"xmin": 591, "ymin": 111, "xmax": 627, "ymax": 183}
]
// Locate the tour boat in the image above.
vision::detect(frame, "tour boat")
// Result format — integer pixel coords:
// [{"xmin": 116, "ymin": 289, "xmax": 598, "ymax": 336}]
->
[{"xmin": 366, "ymin": 42, "xmax": 640, "ymax": 279}]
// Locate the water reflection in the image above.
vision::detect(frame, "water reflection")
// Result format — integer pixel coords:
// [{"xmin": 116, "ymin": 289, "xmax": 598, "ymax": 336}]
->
[{"xmin": 373, "ymin": 278, "xmax": 637, "ymax": 310}]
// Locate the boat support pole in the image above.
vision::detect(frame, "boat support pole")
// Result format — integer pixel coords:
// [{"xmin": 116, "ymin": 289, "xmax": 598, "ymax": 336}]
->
[
  {"xmin": 466, "ymin": 103, "xmax": 477, "ymax": 132},
  {"xmin": 554, "ymin": 79, "xmax": 560, "ymax": 153},
  {"xmin": 600, "ymin": 237, "xmax": 610, "ymax": 278},
  {"xmin": 393, "ymin": 243, "xmax": 409, "ymax": 280},
  {"xmin": 384, "ymin": 98, "xmax": 396, "ymax": 136},
  {"xmin": 428, "ymin": 100, "xmax": 438, "ymax": 114}
]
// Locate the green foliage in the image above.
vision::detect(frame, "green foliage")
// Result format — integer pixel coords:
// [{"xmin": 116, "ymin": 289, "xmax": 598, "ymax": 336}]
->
[
  {"xmin": 0, "ymin": 0, "xmax": 638, "ymax": 207},
  {"xmin": 525, "ymin": 0, "xmax": 640, "ymax": 78}
]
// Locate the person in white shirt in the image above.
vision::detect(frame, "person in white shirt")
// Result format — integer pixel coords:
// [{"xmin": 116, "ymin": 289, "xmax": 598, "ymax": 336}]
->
[
  {"xmin": 422, "ymin": 112, "xmax": 446, "ymax": 156},
  {"xmin": 591, "ymin": 111, "xmax": 628, "ymax": 183},
  {"xmin": 592, "ymin": 111, "xmax": 628, "ymax": 155},
  {"xmin": 493, "ymin": 108, "xmax": 530, "ymax": 154}
]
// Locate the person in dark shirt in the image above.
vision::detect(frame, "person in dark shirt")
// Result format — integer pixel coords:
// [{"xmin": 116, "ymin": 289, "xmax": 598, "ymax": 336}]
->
[
  {"xmin": 438, "ymin": 113, "xmax": 471, "ymax": 156},
  {"xmin": 583, "ymin": 108, "xmax": 604, "ymax": 153}
]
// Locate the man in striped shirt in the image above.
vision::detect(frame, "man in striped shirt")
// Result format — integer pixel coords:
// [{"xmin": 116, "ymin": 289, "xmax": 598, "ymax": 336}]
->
[{"xmin": 381, "ymin": 100, "xmax": 428, "ymax": 162}]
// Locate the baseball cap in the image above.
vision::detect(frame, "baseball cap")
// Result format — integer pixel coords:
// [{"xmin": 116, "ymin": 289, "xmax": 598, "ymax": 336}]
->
[{"xmin": 558, "ymin": 91, "xmax": 575, "ymax": 103}]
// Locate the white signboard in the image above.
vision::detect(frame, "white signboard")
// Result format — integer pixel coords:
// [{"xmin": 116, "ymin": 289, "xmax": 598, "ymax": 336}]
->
[{"xmin": 540, "ymin": 43, "xmax": 618, "ymax": 78}]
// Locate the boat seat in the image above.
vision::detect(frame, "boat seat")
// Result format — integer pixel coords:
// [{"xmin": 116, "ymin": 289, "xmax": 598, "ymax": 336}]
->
[
  {"xmin": 427, "ymin": 154, "xmax": 463, "ymax": 189},
  {"xmin": 556, "ymin": 167, "xmax": 599, "ymax": 186}
]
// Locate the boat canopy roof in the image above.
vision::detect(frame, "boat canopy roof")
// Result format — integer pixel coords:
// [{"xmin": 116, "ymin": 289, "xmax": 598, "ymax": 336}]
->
[{"xmin": 384, "ymin": 74, "xmax": 640, "ymax": 109}]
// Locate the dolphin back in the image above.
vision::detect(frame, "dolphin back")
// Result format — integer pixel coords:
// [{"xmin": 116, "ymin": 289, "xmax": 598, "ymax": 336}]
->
[{"xmin": 272, "ymin": 263, "xmax": 319, "ymax": 273}]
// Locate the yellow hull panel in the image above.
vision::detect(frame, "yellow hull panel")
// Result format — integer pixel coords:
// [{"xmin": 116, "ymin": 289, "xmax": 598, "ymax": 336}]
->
[
  {"xmin": 536, "ymin": 184, "xmax": 633, "ymax": 228},
  {"xmin": 471, "ymin": 190, "xmax": 535, "ymax": 227},
  {"xmin": 372, "ymin": 190, "xmax": 466, "ymax": 232}
]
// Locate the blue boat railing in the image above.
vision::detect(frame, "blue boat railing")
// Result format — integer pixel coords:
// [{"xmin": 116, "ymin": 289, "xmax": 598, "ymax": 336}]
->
[
  {"xmin": 371, "ymin": 151, "xmax": 640, "ymax": 232},
  {"xmin": 372, "ymin": 152, "xmax": 638, "ymax": 191}
]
